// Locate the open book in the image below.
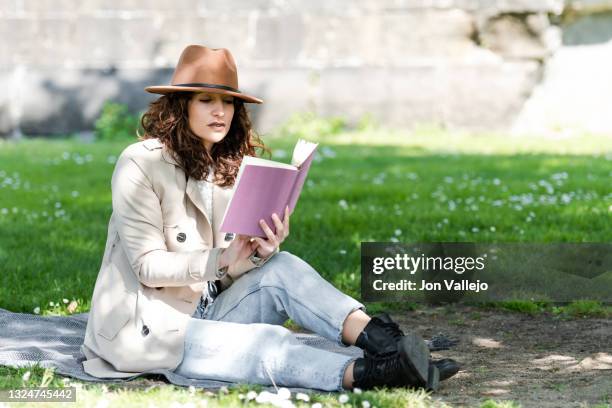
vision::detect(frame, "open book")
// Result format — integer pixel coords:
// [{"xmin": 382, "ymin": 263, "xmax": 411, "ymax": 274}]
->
[{"xmin": 220, "ymin": 139, "xmax": 319, "ymax": 237}]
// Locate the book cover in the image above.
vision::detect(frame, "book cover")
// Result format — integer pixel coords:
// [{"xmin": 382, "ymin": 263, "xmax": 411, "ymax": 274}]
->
[{"xmin": 220, "ymin": 139, "xmax": 318, "ymax": 237}]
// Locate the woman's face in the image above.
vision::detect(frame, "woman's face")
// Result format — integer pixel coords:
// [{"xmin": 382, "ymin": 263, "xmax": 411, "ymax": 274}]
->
[{"xmin": 188, "ymin": 92, "xmax": 235, "ymax": 152}]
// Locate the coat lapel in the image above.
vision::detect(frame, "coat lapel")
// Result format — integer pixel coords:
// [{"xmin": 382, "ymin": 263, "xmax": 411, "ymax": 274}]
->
[
  {"xmin": 185, "ymin": 176, "xmax": 212, "ymax": 227},
  {"xmin": 160, "ymin": 142, "xmax": 233, "ymax": 240}
]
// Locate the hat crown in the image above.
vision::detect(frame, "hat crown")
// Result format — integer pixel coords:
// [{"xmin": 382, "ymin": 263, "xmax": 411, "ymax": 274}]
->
[{"xmin": 170, "ymin": 45, "xmax": 239, "ymax": 90}]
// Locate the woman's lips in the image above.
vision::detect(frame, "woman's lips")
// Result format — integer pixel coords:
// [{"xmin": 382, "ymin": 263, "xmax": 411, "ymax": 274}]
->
[{"xmin": 208, "ymin": 123, "xmax": 225, "ymax": 129}]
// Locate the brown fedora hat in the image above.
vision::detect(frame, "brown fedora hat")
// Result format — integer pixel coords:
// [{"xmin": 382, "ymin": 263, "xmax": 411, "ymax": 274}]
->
[{"xmin": 145, "ymin": 44, "xmax": 263, "ymax": 104}]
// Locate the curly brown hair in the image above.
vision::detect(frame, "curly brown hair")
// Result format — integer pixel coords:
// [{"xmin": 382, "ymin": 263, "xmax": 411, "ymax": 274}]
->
[{"xmin": 138, "ymin": 92, "xmax": 269, "ymax": 187}]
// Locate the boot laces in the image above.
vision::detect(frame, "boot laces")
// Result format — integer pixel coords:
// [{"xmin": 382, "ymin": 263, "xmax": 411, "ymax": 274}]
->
[
  {"xmin": 378, "ymin": 320, "xmax": 404, "ymax": 342},
  {"xmin": 363, "ymin": 353, "xmax": 402, "ymax": 381}
]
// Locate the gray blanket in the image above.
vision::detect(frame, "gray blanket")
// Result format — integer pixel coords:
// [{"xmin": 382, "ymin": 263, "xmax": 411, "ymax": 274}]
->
[{"xmin": 0, "ymin": 308, "xmax": 362, "ymax": 393}]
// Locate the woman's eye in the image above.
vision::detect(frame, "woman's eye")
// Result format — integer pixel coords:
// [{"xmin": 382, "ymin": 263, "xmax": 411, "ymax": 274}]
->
[
  {"xmin": 224, "ymin": 99, "xmax": 234, "ymax": 104},
  {"xmin": 200, "ymin": 99, "xmax": 211, "ymax": 103}
]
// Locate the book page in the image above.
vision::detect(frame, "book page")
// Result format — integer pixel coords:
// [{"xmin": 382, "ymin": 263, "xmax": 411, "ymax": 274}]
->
[{"xmin": 291, "ymin": 139, "xmax": 319, "ymax": 167}]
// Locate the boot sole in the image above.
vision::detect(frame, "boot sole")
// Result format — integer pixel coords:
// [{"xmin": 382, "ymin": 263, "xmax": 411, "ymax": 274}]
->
[
  {"xmin": 398, "ymin": 333, "xmax": 430, "ymax": 386},
  {"xmin": 426, "ymin": 363, "xmax": 440, "ymax": 391}
]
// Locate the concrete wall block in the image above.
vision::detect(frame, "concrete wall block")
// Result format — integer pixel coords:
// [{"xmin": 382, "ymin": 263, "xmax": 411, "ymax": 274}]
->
[
  {"xmin": 300, "ymin": 15, "xmax": 380, "ymax": 65},
  {"xmin": 237, "ymin": 68, "xmax": 315, "ymax": 133},
  {"xmin": 197, "ymin": 0, "xmax": 276, "ymax": 15},
  {"xmin": 73, "ymin": 16, "xmax": 160, "ymax": 66},
  {"xmin": 12, "ymin": 67, "xmax": 170, "ymax": 135},
  {"xmin": 253, "ymin": 14, "xmax": 305, "ymax": 63},
  {"xmin": 156, "ymin": 16, "xmax": 252, "ymax": 68},
  {"xmin": 480, "ymin": 13, "xmax": 551, "ymax": 59},
  {"xmin": 479, "ymin": 0, "xmax": 564, "ymax": 14},
  {"xmin": 380, "ymin": 10, "xmax": 478, "ymax": 60},
  {"xmin": 433, "ymin": 61, "xmax": 542, "ymax": 128},
  {"xmin": 20, "ymin": 0, "xmax": 197, "ymax": 15},
  {"xmin": 0, "ymin": 0, "xmax": 19, "ymax": 15}
]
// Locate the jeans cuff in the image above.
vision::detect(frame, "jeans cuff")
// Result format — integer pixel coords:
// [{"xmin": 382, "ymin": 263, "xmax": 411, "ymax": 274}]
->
[
  {"xmin": 337, "ymin": 356, "xmax": 359, "ymax": 392},
  {"xmin": 336, "ymin": 303, "xmax": 367, "ymax": 347}
]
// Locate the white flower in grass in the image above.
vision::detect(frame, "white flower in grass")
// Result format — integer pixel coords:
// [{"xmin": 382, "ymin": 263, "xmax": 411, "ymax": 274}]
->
[
  {"xmin": 493, "ymin": 178, "xmax": 501, "ymax": 186},
  {"xmin": 490, "ymin": 226, "xmax": 496, "ymax": 232},
  {"xmin": 471, "ymin": 227, "xmax": 479, "ymax": 233},
  {"xmin": 62, "ymin": 152, "xmax": 70, "ymax": 160},
  {"xmin": 22, "ymin": 371, "xmax": 31, "ymax": 382},
  {"xmin": 1, "ymin": 208, "xmax": 7, "ymax": 215},
  {"xmin": 273, "ymin": 149, "xmax": 288, "ymax": 158},
  {"xmin": 218, "ymin": 386, "xmax": 228, "ymax": 394},
  {"xmin": 338, "ymin": 199, "xmax": 349, "ymax": 210},
  {"xmin": 49, "ymin": 301, "xmax": 55, "ymax": 306},
  {"xmin": 609, "ymin": 205, "xmax": 612, "ymax": 212},
  {"xmin": 188, "ymin": 385, "xmax": 196, "ymax": 395},
  {"xmin": 71, "ymin": 191, "xmax": 79, "ymax": 198},
  {"xmin": 353, "ymin": 387, "xmax": 362, "ymax": 394},
  {"xmin": 296, "ymin": 392, "xmax": 310, "ymax": 402},
  {"xmin": 277, "ymin": 388, "xmax": 291, "ymax": 399},
  {"xmin": 362, "ymin": 401, "xmax": 371, "ymax": 408},
  {"xmin": 394, "ymin": 229, "xmax": 402, "ymax": 236},
  {"xmin": 256, "ymin": 391, "xmax": 274, "ymax": 403},
  {"xmin": 311, "ymin": 403, "xmax": 322, "ymax": 408},
  {"xmin": 63, "ymin": 298, "xmax": 69, "ymax": 304},
  {"xmin": 246, "ymin": 390, "xmax": 257, "ymax": 400},
  {"xmin": 321, "ymin": 147, "xmax": 337, "ymax": 158},
  {"xmin": 390, "ymin": 237, "xmax": 399, "ymax": 243},
  {"xmin": 33, "ymin": 307, "xmax": 40, "ymax": 314},
  {"xmin": 338, "ymin": 394, "xmax": 349, "ymax": 404},
  {"xmin": 339, "ymin": 249, "xmax": 347, "ymax": 255}
]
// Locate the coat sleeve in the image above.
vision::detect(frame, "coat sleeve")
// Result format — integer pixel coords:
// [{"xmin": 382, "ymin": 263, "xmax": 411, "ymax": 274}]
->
[{"xmin": 111, "ymin": 151, "xmax": 222, "ymax": 287}]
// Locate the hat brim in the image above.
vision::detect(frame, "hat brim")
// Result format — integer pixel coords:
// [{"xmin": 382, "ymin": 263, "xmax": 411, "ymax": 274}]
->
[{"xmin": 144, "ymin": 85, "xmax": 263, "ymax": 104}]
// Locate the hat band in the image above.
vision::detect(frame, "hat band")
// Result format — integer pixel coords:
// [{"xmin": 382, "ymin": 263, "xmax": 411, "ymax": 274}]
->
[{"xmin": 173, "ymin": 82, "xmax": 240, "ymax": 93}]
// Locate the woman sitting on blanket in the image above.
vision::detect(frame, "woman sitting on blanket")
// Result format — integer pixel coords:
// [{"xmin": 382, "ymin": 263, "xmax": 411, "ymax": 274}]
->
[{"xmin": 80, "ymin": 44, "xmax": 459, "ymax": 392}]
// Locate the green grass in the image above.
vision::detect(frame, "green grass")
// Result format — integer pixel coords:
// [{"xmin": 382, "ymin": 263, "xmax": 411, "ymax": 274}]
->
[{"xmin": 1, "ymin": 127, "xmax": 611, "ymax": 407}]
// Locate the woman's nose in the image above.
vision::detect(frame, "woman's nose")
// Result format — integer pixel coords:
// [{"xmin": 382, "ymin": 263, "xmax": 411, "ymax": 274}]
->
[{"xmin": 211, "ymin": 101, "xmax": 225, "ymax": 117}]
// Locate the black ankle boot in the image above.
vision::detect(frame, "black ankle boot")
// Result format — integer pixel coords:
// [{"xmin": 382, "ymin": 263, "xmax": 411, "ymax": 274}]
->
[
  {"xmin": 352, "ymin": 349, "xmax": 439, "ymax": 391},
  {"xmin": 355, "ymin": 313, "xmax": 405, "ymax": 357},
  {"xmin": 354, "ymin": 313, "xmax": 457, "ymax": 388}
]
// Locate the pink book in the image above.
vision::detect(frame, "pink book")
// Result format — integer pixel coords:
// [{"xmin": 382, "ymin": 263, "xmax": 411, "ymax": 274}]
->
[{"xmin": 220, "ymin": 139, "xmax": 319, "ymax": 237}]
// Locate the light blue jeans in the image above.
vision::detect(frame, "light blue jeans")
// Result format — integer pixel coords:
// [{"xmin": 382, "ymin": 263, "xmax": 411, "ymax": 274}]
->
[{"xmin": 173, "ymin": 251, "xmax": 366, "ymax": 391}]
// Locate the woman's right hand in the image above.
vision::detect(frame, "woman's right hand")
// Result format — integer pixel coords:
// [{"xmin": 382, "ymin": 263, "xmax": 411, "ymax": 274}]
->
[{"xmin": 218, "ymin": 235, "xmax": 257, "ymax": 279}]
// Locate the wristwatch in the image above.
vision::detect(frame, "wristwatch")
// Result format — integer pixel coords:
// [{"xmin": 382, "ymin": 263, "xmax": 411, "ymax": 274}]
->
[
  {"xmin": 215, "ymin": 264, "xmax": 229, "ymax": 280},
  {"xmin": 248, "ymin": 250, "xmax": 267, "ymax": 267}
]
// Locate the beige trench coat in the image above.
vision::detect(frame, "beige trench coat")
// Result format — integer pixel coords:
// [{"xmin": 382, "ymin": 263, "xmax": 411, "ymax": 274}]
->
[{"xmin": 81, "ymin": 138, "xmax": 262, "ymax": 378}]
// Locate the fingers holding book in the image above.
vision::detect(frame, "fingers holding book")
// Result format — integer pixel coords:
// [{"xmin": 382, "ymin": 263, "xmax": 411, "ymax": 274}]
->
[{"xmin": 252, "ymin": 206, "xmax": 290, "ymax": 259}]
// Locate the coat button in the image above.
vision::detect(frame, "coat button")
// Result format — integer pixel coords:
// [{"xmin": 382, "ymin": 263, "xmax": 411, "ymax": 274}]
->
[
  {"xmin": 176, "ymin": 232, "xmax": 186, "ymax": 243},
  {"xmin": 224, "ymin": 233, "xmax": 235, "ymax": 242},
  {"xmin": 141, "ymin": 325, "xmax": 150, "ymax": 336}
]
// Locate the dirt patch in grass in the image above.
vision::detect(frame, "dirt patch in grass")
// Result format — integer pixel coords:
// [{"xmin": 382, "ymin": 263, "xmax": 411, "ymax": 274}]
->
[{"xmin": 394, "ymin": 305, "xmax": 612, "ymax": 407}]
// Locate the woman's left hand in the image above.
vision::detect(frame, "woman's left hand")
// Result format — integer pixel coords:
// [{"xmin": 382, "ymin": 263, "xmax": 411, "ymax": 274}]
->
[{"xmin": 253, "ymin": 206, "xmax": 290, "ymax": 259}]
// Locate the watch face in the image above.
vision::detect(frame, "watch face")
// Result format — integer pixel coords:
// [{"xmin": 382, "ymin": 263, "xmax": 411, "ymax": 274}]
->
[{"xmin": 249, "ymin": 252, "xmax": 264, "ymax": 266}]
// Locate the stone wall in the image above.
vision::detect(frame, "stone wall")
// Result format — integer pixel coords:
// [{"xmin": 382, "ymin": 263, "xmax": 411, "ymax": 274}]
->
[{"xmin": 0, "ymin": 0, "xmax": 608, "ymax": 137}]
